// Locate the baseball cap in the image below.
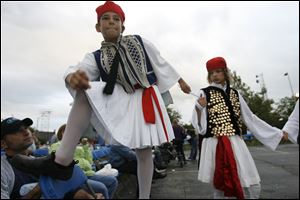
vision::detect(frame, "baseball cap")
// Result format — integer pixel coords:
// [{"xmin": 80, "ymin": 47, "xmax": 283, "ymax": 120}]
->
[{"xmin": 1, "ymin": 117, "xmax": 33, "ymax": 139}]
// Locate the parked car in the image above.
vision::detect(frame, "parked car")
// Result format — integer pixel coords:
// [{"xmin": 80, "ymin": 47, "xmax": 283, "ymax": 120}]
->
[{"xmin": 243, "ymin": 131, "xmax": 254, "ymax": 141}]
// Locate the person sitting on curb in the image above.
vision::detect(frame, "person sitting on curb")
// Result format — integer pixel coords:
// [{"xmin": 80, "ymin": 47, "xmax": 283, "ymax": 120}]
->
[{"xmin": 1, "ymin": 117, "xmax": 104, "ymax": 199}]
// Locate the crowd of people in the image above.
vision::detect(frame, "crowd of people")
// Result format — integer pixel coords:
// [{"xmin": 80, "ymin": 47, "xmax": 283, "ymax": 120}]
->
[
  {"xmin": 1, "ymin": 117, "xmax": 190, "ymax": 199},
  {"xmin": 2, "ymin": 1, "xmax": 298, "ymax": 199}
]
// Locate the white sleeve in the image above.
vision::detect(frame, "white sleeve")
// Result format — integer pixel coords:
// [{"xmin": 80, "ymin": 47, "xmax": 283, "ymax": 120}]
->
[
  {"xmin": 142, "ymin": 38, "xmax": 180, "ymax": 93},
  {"xmin": 282, "ymin": 100, "xmax": 299, "ymax": 144},
  {"xmin": 239, "ymin": 93, "xmax": 283, "ymax": 151},
  {"xmin": 64, "ymin": 53, "xmax": 100, "ymax": 98},
  {"xmin": 191, "ymin": 90, "xmax": 207, "ymax": 135}
]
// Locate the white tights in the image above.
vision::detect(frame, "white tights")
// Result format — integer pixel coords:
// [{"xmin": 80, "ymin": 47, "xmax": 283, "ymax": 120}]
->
[
  {"xmin": 136, "ymin": 147, "xmax": 154, "ymax": 199},
  {"xmin": 54, "ymin": 91, "xmax": 154, "ymax": 199},
  {"xmin": 55, "ymin": 91, "xmax": 92, "ymax": 166}
]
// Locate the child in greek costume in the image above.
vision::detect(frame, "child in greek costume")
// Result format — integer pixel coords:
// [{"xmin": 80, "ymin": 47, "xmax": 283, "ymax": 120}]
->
[
  {"xmin": 191, "ymin": 57, "xmax": 287, "ymax": 199},
  {"xmin": 11, "ymin": 2, "xmax": 191, "ymax": 199}
]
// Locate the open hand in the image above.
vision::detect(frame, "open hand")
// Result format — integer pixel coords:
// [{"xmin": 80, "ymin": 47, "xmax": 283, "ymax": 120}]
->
[
  {"xmin": 282, "ymin": 131, "xmax": 289, "ymax": 141},
  {"xmin": 178, "ymin": 78, "xmax": 191, "ymax": 94},
  {"xmin": 198, "ymin": 94, "xmax": 207, "ymax": 107}
]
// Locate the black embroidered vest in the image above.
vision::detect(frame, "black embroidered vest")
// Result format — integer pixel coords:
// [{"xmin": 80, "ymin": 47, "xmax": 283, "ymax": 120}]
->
[{"xmin": 202, "ymin": 86, "xmax": 243, "ymax": 138}]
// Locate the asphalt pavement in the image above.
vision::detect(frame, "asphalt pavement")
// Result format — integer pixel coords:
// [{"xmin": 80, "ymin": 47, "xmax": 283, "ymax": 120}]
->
[{"xmin": 150, "ymin": 143, "xmax": 299, "ymax": 199}]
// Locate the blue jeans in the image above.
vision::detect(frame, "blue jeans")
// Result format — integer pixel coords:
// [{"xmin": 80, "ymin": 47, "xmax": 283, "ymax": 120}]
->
[
  {"xmin": 83, "ymin": 179, "xmax": 108, "ymax": 199},
  {"xmin": 88, "ymin": 174, "xmax": 118, "ymax": 199},
  {"xmin": 189, "ymin": 137, "xmax": 198, "ymax": 160}
]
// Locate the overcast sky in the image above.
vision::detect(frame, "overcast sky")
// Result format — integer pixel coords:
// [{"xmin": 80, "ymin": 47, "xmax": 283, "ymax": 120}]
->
[{"xmin": 1, "ymin": 1, "xmax": 299, "ymax": 131}]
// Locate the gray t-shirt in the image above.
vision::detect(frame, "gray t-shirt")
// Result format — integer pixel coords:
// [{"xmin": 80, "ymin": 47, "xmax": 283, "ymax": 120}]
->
[{"xmin": 1, "ymin": 155, "xmax": 15, "ymax": 199}]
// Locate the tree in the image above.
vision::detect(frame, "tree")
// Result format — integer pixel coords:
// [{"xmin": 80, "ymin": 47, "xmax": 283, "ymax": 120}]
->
[
  {"xmin": 231, "ymin": 71, "xmax": 254, "ymax": 103},
  {"xmin": 231, "ymin": 71, "xmax": 280, "ymax": 128},
  {"xmin": 166, "ymin": 107, "xmax": 182, "ymax": 124},
  {"xmin": 274, "ymin": 96, "xmax": 298, "ymax": 128},
  {"xmin": 183, "ymin": 123, "xmax": 194, "ymax": 131},
  {"xmin": 183, "ymin": 123, "xmax": 196, "ymax": 139}
]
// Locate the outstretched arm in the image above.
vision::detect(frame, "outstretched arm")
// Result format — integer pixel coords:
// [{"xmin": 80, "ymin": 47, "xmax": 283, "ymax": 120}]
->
[
  {"xmin": 64, "ymin": 53, "xmax": 100, "ymax": 97},
  {"xmin": 282, "ymin": 100, "xmax": 299, "ymax": 143},
  {"xmin": 239, "ymin": 93, "xmax": 283, "ymax": 151},
  {"xmin": 178, "ymin": 78, "xmax": 191, "ymax": 94},
  {"xmin": 191, "ymin": 91, "xmax": 207, "ymax": 135},
  {"xmin": 66, "ymin": 70, "xmax": 91, "ymax": 91}
]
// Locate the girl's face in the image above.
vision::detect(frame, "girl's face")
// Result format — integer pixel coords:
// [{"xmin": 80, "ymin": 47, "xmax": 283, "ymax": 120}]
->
[
  {"xmin": 209, "ymin": 68, "xmax": 226, "ymax": 85},
  {"xmin": 96, "ymin": 11, "xmax": 123, "ymax": 43}
]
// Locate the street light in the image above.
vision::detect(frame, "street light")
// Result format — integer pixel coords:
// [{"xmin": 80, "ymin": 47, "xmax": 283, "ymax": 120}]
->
[
  {"xmin": 284, "ymin": 72, "xmax": 295, "ymax": 97},
  {"xmin": 256, "ymin": 73, "xmax": 268, "ymax": 99}
]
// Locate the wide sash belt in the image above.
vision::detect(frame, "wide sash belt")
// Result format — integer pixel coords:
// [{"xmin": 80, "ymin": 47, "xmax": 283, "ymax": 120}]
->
[
  {"xmin": 213, "ymin": 136, "xmax": 244, "ymax": 199},
  {"xmin": 142, "ymin": 86, "xmax": 169, "ymax": 142}
]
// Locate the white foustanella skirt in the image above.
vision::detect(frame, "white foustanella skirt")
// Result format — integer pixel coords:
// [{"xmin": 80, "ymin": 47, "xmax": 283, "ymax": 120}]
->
[
  {"xmin": 86, "ymin": 81, "xmax": 175, "ymax": 149},
  {"xmin": 198, "ymin": 135, "xmax": 261, "ymax": 187}
]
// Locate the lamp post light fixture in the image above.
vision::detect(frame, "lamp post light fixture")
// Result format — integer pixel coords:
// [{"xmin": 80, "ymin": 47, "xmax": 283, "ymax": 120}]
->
[{"xmin": 284, "ymin": 72, "xmax": 295, "ymax": 97}]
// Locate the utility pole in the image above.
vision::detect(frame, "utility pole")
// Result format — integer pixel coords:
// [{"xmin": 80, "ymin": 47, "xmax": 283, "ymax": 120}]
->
[
  {"xmin": 255, "ymin": 73, "xmax": 268, "ymax": 99},
  {"xmin": 284, "ymin": 72, "xmax": 295, "ymax": 97}
]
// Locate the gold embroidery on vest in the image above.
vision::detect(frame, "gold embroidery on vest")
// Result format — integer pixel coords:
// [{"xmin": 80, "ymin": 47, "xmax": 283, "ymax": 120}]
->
[{"xmin": 208, "ymin": 89, "xmax": 242, "ymax": 137}]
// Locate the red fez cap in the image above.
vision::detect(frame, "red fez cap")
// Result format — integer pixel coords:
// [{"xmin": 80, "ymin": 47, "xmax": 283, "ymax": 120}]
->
[
  {"xmin": 96, "ymin": 1, "xmax": 125, "ymax": 23},
  {"xmin": 206, "ymin": 57, "xmax": 227, "ymax": 72}
]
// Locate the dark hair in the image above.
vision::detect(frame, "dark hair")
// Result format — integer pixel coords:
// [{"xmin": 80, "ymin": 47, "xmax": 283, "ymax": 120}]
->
[{"xmin": 57, "ymin": 124, "xmax": 66, "ymax": 141}]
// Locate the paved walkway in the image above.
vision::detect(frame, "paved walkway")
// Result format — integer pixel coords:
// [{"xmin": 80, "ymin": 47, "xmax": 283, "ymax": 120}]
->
[{"xmin": 150, "ymin": 144, "xmax": 299, "ymax": 199}]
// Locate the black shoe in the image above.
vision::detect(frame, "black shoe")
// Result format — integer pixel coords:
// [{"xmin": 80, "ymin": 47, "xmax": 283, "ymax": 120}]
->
[
  {"xmin": 156, "ymin": 163, "xmax": 167, "ymax": 170},
  {"xmin": 10, "ymin": 152, "xmax": 77, "ymax": 180},
  {"xmin": 153, "ymin": 171, "xmax": 167, "ymax": 179}
]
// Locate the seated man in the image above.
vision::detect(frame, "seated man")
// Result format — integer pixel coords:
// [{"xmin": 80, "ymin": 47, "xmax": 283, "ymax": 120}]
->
[{"xmin": 1, "ymin": 117, "xmax": 104, "ymax": 199}]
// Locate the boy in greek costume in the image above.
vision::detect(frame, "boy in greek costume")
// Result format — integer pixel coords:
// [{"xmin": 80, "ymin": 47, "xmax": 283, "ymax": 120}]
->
[
  {"xmin": 191, "ymin": 57, "xmax": 287, "ymax": 199},
  {"xmin": 12, "ymin": 2, "xmax": 191, "ymax": 199}
]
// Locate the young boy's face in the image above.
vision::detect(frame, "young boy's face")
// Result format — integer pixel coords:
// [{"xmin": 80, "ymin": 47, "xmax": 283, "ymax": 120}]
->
[
  {"xmin": 209, "ymin": 68, "xmax": 226, "ymax": 84},
  {"xmin": 96, "ymin": 11, "xmax": 123, "ymax": 43}
]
